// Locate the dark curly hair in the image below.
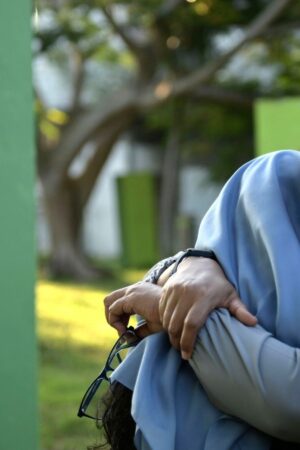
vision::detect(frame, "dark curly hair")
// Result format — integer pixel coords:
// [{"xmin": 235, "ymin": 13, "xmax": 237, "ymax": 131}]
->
[{"xmin": 88, "ymin": 381, "xmax": 136, "ymax": 450}]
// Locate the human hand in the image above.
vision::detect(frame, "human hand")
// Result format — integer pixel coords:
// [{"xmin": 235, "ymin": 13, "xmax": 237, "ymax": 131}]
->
[
  {"xmin": 159, "ymin": 257, "xmax": 257, "ymax": 360},
  {"xmin": 104, "ymin": 281, "xmax": 163, "ymax": 337}
]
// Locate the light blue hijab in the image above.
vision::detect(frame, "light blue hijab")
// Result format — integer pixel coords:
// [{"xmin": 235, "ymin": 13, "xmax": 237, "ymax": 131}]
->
[{"xmin": 112, "ymin": 150, "xmax": 300, "ymax": 449}]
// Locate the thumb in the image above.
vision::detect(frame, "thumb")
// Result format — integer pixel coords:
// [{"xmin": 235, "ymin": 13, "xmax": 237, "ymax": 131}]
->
[{"xmin": 228, "ymin": 298, "xmax": 258, "ymax": 326}]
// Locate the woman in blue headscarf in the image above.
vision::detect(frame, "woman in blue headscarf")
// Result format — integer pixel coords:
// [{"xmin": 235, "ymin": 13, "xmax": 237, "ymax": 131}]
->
[{"xmin": 104, "ymin": 150, "xmax": 300, "ymax": 449}]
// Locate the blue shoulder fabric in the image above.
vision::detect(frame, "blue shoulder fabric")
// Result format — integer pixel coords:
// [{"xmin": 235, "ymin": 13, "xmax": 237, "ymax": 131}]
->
[
  {"xmin": 196, "ymin": 149, "xmax": 300, "ymax": 347},
  {"xmin": 111, "ymin": 150, "xmax": 300, "ymax": 449}
]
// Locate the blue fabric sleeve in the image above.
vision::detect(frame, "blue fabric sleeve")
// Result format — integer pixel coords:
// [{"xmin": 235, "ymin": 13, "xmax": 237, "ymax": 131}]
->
[{"xmin": 190, "ymin": 308, "xmax": 300, "ymax": 443}]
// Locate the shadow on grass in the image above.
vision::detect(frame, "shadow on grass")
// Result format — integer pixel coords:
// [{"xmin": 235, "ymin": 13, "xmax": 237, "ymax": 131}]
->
[
  {"xmin": 38, "ymin": 256, "xmax": 148, "ymax": 290},
  {"xmin": 39, "ymin": 336, "xmax": 111, "ymax": 450},
  {"xmin": 37, "ymin": 264, "xmax": 146, "ymax": 450}
]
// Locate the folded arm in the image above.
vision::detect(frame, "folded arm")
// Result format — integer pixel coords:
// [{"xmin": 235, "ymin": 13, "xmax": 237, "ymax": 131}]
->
[
  {"xmin": 190, "ymin": 309, "xmax": 300, "ymax": 442},
  {"xmin": 104, "ymin": 256, "xmax": 300, "ymax": 441},
  {"xmin": 105, "ymin": 255, "xmax": 256, "ymax": 353}
]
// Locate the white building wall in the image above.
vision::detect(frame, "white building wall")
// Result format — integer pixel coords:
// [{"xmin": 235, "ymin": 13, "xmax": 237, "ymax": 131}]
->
[
  {"xmin": 37, "ymin": 139, "xmax": 163, "ymax": 259},
  {"xmin": 179, "ymin": 166, "xmax": 222, "ymax": 236},
  {"xmin": 82, "ymin": 140, "xmax": 130, "ymax": 258},
  {"xmin": 82, "ymin": 139, "xmax": 162, "ymax": 258},
  {"xmin": 35, "ymin": 54, "xmax": 222, "ymax": 260},
  {"xmin": 37, "ymin": 139, "xmax": 222, "ymax": 259}
]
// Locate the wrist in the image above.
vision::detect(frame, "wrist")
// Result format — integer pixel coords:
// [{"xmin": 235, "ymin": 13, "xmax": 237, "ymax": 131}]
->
[
  {"xmin": 177, "ymin": 256, "xmax": 219, "ymax": 273},
  {"xmin": 171, "ymin": 248, "xmax": 217, "ymax": 276}
]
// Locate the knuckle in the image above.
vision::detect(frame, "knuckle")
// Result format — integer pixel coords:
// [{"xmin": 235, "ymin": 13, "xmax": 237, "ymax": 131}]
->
[
  {"xmin": 167, "ymin": 280, "xmax": 182, "ymax": 293},
  {"xmin": 229, "ymin": 299, "xmax": 241, "ymax": 313},
  {"xmin": 180, "ymin": 339, "xmax": 191, "ymax": 354},
  {"xmin": 169, "ymin": 336, "xmax": 180, "ymax": 350},
  {"xmin": 180, "ymin": 343, "xmax": 190, "ymax": 354},
  {"xmin": 197, "ymin": 285, "xmax": 207, "ymax": 297},
  {"xmin": 125, "ymin": 286, "xmax": 132, "ymax": 295},
  {"xmin": 163, "ymin": 285, "xmax": 174, "ymax": 298},
  {"xmin": 168, "ymin": 318, "xmax": 181, "ymax": 336},
  {"xmin": 168, "ymin": 325, "xmax": 180, "ymax": 337},
  {"xmin": 104, "ymin": 296, "xmax": 110, "ymax": 306},
  {"xmin": 183, "ymin": 317, "xmax": 198, "ymax": 329},
  {"xmin": 158, "ymin": 296, "xmax": 165, "ymax": 310},
  {"xmin": 178, "ymin": 280, "xmax": 191, "ymax": 292},
  {"xmin": 162, "ymin": 317, "xmax": 170, "ymax": 329},
  {"xmin": 172, "ymin": 280, "xmax": 183, "ymax": 289},
  {"xmin": 123, "ymin": 303, "xmax": 131, "ymax": 314},
  {"xmin": 159, "ymin": 305, "xmax": 165, "ymax": 320}
]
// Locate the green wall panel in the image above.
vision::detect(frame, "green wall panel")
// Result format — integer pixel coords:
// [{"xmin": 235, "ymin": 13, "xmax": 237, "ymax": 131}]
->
[
  {"xmin": 0, "ymin": 1, "xmax": 37, "ymax": 449},
  {"xmin": 255, "ymin": 97, "xmax": 300, "ymax": 155},
  {"xmin": 117, "ymin": 173, "xmax": 159, "ymax": 267}
]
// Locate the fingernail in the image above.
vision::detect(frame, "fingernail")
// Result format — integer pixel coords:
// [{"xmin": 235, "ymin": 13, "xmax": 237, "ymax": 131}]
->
[{"xmin": 181, "ymin": 351, "xmax": 189, "ymax": 360}]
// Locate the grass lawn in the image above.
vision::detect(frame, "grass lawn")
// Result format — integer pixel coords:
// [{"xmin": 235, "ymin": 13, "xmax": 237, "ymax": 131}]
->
[{"xmin": 37, "ymin": 269, "xmax": 145, "ymax": 450}]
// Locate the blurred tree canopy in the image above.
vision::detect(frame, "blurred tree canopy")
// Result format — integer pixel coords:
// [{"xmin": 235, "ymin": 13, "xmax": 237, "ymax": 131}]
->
[{"xmin": 34, "ymin": 0, "xmax": 300, "ymax": 279}]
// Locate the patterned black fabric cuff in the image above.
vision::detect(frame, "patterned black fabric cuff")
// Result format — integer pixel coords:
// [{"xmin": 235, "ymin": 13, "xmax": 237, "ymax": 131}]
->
[{"xmin": 143, "ymin": 251, "xmax": 184, "ymax": 284}]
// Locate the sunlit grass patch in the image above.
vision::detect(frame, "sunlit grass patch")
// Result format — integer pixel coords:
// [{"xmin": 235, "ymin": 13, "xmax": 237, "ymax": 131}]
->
[
  {"xmin": 37, "ymin": 281, "xmax": 117, "ymax": 348},
  {"xmin": 121, "ymin": 268, "xmax": 148, "ymax": 286},
  {"xmin": 37, "ymin": 271, "xmax": 143, "ymax": 450}
]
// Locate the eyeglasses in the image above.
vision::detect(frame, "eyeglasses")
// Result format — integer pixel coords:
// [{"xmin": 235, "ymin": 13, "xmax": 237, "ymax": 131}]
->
[{"xmin": 77, "ymin": 326, "xmax": 141, "ymax": 421}]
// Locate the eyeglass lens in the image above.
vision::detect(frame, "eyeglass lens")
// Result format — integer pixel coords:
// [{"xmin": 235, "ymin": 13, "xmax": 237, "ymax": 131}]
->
[{"xmin": 82, "ymin": 337, "xmax": 138, "ymax": 420}]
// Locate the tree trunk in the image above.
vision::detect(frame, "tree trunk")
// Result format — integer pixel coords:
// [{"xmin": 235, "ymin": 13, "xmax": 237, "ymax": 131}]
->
[
  {"xmin": 41, "ymin": 178, "xmax": 100, "ymax": 281},
  {"xmin": 159, "ymin": 106, "xmax": 182, "ymax": 257},
  {"xmin": 39, "ymin": 113, "xmax": 136, "ymax": 281}
]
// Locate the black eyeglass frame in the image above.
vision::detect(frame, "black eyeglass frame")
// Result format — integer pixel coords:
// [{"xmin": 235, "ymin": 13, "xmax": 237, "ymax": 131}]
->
[{"xmin": 77, "ymin": 326, "xmax": 141, "ymax": 420}]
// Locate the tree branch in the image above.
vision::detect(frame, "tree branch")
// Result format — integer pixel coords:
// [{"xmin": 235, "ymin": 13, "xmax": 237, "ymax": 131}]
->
[
  {"xmin": 139, "ymin": 0, "xmax": 292, "ymax": 104},
  {"xmin": 101, "ymin": 5, "xmax": 157, "ymax": 82},
  {"xmin": 261, "ymin": 20, "xmax": 300, "ymax": 38},
  {"xmin": 74, "ymin": 114, "xmax": 134, "ymax": 210},
  {"xmin": 44, "ymin": 0, "xmax": 290, "ymax": 190},
  {"xmin": 70, "ymin": 46, "xmax": 85, "ymax": 113},
  {"xmin": 172, "ymin": 0, "xmax": 292, "ymax": 96},
  {"xmin": 192, "ymin": 86, "xmax": 254, "ymax": 109},
  {"xmin": 34, "ymin": 88, "xmax": 52, "ymax": 173},
  {"xmin": 101, "ymin": 6, "xmax": 147, "ymax": 54},
  {"xmin": 159, "ymin": 103, "xmax": 182, "ymax": 256},
  {"xmin": 43, "ymin": 92, "xmax": 138, "ymax": 191},
  {"xmin": 155, "ymin": 0, "xmax": 184, "ymax": 20}
]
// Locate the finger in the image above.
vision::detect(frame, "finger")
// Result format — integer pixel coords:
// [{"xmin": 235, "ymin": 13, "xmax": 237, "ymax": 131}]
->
[
  {"xmin": 108, "ymin": 314, "xmax": 128, "ymax": 335},
  {"xmin": 158, "ymin": 287, "xmax": 169, "ymax": 322},
  {"xmin": 161, "ymin": 289, "xmax": 178, "ymax": 330},
  {"xmin": 108, "ymin": 297, "xmax": 134, "ymax": 334},
  {"xmin": 228, "ymin": 298, "xmax": 257, "ymax": 326},
  {"xmin": 104, "ymin": 287, "xmax": 127, "ymax": 321},
  {"xmin": 159, "ymin": 282, "xmax": 177, "ymax": 322},
  {"xmin": 113, "ymin": 316, "xmax": 129, "ymax": 336},
  {"xmin": 167, "ymin": 303, "xmax": 188, "ymax": 350},
  {"xmin": 180, "ymin": 305, "xmax": 209, "ymax": 360}
]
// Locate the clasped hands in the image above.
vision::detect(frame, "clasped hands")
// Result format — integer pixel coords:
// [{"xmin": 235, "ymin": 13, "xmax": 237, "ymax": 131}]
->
[{"xmin": 104, "ymin": 257, "xmax": 257, "ymax": 360}]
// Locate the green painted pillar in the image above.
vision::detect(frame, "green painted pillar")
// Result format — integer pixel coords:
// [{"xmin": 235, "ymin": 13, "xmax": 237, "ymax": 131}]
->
[
  {"xmin": 117, "ymin": 173, "xmax": 159, "ymax": 267},
  {"xmin": 0, "ymin": 1, "xmax": 37, "ymax": 449}
]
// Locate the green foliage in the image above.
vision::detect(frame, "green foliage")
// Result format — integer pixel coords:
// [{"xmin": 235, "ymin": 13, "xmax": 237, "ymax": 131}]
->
[
  {"xmin": 35, "ymin": 3, "xmax": 127, "ymax": 64},
  {"xmin": 144, "ymin": 98, "xmax": 253, "ymax": 181},
  {"xmin": 35, "ymin": 0, "xmax": 300, "ymax": 180},
  {"xmin": 182, "ymin": 103, "xmax": 253, "ymax": 180},
  {"xmin": 265, "ymin": 33, "xmax": 300, "ymax": 95}
]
